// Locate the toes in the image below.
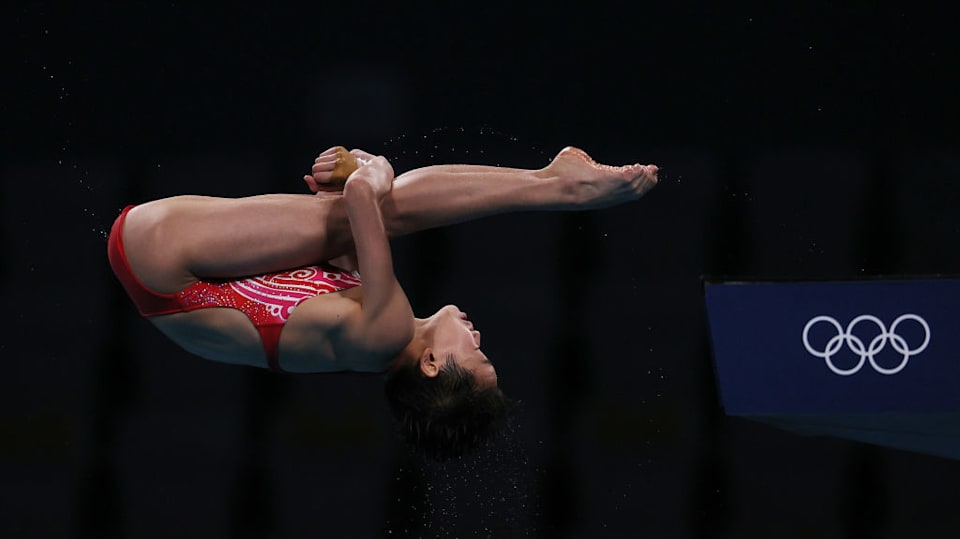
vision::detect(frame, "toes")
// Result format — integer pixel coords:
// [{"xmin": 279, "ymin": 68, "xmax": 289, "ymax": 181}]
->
[
  {"xmin": 632, "ymin": 166, "xmax": 659, "ymax": 191},
  {"xmin": 621, "ymin": 163, "xmax": 645, "ymax": 176},
  {"xmin": 645, "ymin": 165, "xmax": 660, "ymax": 184}
]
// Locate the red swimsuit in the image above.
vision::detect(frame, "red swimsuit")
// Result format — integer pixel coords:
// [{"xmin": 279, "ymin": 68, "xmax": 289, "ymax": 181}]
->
[{"xmin": 107, "ymin": 206, "xmax": 362, "ymax": 372}]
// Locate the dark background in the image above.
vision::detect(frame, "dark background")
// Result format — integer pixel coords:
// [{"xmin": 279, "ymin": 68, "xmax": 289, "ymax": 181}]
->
[{"xmin": 4, "ymin": 1, "xmax": 960, "ymax": 537}]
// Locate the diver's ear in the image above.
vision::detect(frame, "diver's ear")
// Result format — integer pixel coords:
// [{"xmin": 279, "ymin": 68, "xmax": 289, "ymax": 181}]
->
[{"xmin": 419, "ymin": 349, "xmax": 440, "ymax": 378}]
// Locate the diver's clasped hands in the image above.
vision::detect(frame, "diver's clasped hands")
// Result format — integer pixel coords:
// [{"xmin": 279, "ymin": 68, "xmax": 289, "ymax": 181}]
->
[{"xmin": 303, "ymin": 146, "xmax": 392, "ymax": 197}]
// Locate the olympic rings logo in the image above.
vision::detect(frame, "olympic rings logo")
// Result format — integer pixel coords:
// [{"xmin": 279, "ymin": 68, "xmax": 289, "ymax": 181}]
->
[{"xmin": 802, "ymin": 314, "xmax": 931, "ymax": 376}]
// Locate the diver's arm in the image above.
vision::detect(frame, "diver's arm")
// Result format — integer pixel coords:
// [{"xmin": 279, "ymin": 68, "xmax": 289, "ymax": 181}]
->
[{"xmin": 342, "ymin": 161, "xmax": 414, "ymax": 353}]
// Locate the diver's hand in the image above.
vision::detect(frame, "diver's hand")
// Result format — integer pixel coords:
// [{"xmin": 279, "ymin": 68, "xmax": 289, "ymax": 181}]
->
[
  {"xmin": 344, "ymin": 155, "xmax": 395, "ymax": 202},
  {"xmin": 347, "ymin": 148, "xmax": 377, "ymax": 165},
  {"xmin": 303, "ymin": 147, "xmax": 383, "ymax": 195},
  {"xmin": 304, "ymin": 146, "xmax": 346, "ymax": 194}
]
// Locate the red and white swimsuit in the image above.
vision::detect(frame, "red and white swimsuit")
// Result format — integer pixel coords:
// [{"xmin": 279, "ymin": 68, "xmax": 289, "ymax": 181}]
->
[{"xmin": 107, "ymin": 206, "xmax": 362, "ymax": 372}]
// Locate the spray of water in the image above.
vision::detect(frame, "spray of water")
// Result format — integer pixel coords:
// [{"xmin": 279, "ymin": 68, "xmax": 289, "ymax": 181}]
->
[
  {"xmin": 380, "ymin": 126, "xmax": 552, "ymax": 173},
  {"xmin": 385, "ymin": 417, "xmax": 542, "ymax": 537}
]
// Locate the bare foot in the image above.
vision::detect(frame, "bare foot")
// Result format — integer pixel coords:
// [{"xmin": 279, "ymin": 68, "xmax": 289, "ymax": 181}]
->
[{"xmin": 544, "ymin": 147, "xmax": 658, "ymax": 209}]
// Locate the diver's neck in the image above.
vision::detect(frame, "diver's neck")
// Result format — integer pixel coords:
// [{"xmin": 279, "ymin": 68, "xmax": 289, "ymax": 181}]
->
[{"xmin": 389, "ymin": 319, "xmax": 430, "ymax": 372}]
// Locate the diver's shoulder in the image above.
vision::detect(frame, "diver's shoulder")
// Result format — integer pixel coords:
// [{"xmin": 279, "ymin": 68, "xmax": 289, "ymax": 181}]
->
[{"xmin": 284, "ymin": 289, "xmax": 362, "ymax": 336}]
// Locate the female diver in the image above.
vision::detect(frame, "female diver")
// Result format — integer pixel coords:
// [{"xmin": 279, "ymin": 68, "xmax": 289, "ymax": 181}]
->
[{"xmin": 107, "ymin": 146, "xmax": 659, "ymax": 458}]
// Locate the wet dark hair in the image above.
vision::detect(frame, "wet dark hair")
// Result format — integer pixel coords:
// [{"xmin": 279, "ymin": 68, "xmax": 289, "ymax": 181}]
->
[{"xmin": 384, "ymin": 354, "xmax": 513, "ymax": 460}]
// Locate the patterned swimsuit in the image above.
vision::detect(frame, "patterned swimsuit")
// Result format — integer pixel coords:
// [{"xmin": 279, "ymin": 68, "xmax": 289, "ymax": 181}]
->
[{"xmin": 107, "ymin": 205, "xmax": 361, "ymax": 372}]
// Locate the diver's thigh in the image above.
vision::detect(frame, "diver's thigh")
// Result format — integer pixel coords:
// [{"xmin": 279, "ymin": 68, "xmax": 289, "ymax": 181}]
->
[
  {"xmin": 122, "ymin": 196, "xmax": 206, "ymax": 293},
  {"xmin": 124, "ymin": 194, "xmax": 350, "ymax": 293}
]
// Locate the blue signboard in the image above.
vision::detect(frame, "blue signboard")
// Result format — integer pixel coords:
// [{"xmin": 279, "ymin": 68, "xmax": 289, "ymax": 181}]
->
[{"xmin": 705, "ymin": 279, "xmax": 960, "ymax": 416}]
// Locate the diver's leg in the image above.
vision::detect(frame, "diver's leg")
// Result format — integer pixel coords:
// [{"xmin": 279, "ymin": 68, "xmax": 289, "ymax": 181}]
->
[
  {"xmin": 123, "ymin": 148, "xmax": 656, "ymax": 293},
  {"xmin": 379, "ymin": 147, "xmax": 658, "ymax": 237},
  {"xmin": 123, "ymin": 160, "xmax": 560, "ymax": 295},
  {"xmin": 122, "ymin": 194, "xmax": 352, "ymax": 293}
]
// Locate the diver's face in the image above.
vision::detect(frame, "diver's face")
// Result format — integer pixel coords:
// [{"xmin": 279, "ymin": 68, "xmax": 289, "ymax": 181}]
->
[{"xmin": 427, "ymin": 305, "xmax": 497, "ymax": 387}]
